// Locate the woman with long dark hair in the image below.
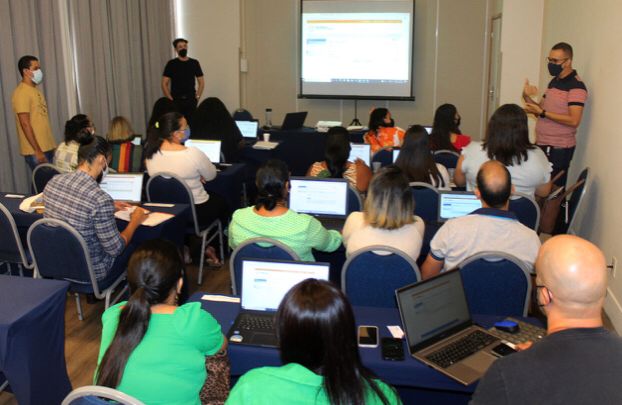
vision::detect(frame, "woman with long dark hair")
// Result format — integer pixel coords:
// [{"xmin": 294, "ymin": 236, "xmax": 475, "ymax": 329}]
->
[
  {"xmin": 307, "ymin": 126, "xmax": 372, "ymax": 192},
  {"xmin": 363, "ymin": 108, "xmax": 405, "ymax": 153},
  {"xmin": 226, "ymin": 279, "xmax": 400, "ymax": 404},
  {"xmin": 395, "ymin": 125, "xmax": 450, "ymax": 190},
  {"xmin": 53, "ymin": 114, "xmax": 95, "ymax": 172},
  {"xmin": 455, "ymin": 104, "xmax": 552, "ymax": 197},
  {"xmin": 228, "ymin": 159, "xmax": 342, "ymax": 261},
  {"xmin": 95, "ymin": 239, "xmax": 226, "ymax": 404},
  {"xmin": 190, "ymin": 97, "xmax": 243, "ymax": 162},
  {"xmin": 429, "ymin": 104, "xmax": 471, "ymax": 152}
]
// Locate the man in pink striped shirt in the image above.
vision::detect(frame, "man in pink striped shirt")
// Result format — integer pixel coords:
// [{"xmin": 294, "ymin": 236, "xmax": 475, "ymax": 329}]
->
[{"xmin": 523, "ymin": 42, "xmax": 587, "ymax": 188}]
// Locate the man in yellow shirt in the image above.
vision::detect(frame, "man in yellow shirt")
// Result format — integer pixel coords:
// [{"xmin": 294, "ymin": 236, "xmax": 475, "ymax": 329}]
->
[{"xmin": 12, "ymin": 55, "xmax": 56, "ymax": 170}]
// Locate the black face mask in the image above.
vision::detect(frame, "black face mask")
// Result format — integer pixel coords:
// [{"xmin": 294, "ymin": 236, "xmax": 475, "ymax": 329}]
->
[
  {"xmin": 178, "ymin": 49, "xmax": 188, "ymax": 58},
  {"xmin": 548, "ymin": 62, "xmax": 563, "ymax": 77}
]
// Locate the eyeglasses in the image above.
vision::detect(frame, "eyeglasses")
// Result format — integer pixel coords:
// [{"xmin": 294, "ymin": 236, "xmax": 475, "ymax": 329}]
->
[{"xmin": 547, "ymin": 57, "xmax": 568, "ymax": 64}]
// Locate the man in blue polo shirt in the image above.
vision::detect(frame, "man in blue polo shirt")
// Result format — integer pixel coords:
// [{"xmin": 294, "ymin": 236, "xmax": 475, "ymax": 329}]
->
[{"xmin": 421, "ymin": 161, "xmax": 540, "ymax": 279}]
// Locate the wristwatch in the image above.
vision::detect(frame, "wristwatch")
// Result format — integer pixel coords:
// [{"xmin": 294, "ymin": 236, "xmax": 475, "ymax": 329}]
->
[{"xmin": 539, "ymin": 110, "xmax": 546, "ymax": 118}]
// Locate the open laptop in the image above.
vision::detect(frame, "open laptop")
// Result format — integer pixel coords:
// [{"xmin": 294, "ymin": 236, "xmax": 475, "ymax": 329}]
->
[
  {"xmin": 438, "ymin": 191, "xmax": 483, "ymax": 222},
  {"xmin": 349, "ymin": 143, "xmax": 371, "ymax": 166},
  {"xmin": 272, "ymin": 111, "xmax": 308, "ymax": 130},
  {"xmin": 227, "ymin": 259, "xmax": 330, "ymax": 347},
  {"xmin": 288, "ymin": 177, "xmax": 349, "ymax": 230},
  {"xmin": 99, "ymin": 173, "xmax": 144, "ymax": 203},
  {"xmin": 396, "ymin": 269, "xmax": 503, "ymax": 385},
  {"xmin": 236, "ymin": 120, "xmax": 259, "ymax": 143},
  {"xmin": 185, "ymin": 139, "xmax": 222, "ymax": 163}
]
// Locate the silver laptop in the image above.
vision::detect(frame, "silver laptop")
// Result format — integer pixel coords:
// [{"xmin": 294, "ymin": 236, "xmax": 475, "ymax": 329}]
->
[
  {"xmin": 396, "ymin": 269, "xmax": 502, "ymax": 385},
  {"xmin": 288, "ymin": 177, "xmax": 349, "ymax": 230},
  {"xmin": 227, "ymin": 259, "xmax": 330, "ymax": 347},
  {"xmin": 438, "ymin": 191, "xmax": 483, "ymax": 222},
  {"xmin": 99, "ymin": 173, "xmax": 144, "ymax": 203},
  {"xmin": 349, "ymin": 143, "xmax": 371, "ymax": 166},
  {"xmin": 236, "ymin": 120, "xmax": 259, "ymax": 139},
  {"xmin": 185, "ymin": 139, "xmax": 222, "ymax": 163}
]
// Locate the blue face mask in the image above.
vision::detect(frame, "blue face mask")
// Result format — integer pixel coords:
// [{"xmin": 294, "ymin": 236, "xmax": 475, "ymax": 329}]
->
[{"xmin": 180, "ymin": 127, "xmax": 191, "ymax": 143}]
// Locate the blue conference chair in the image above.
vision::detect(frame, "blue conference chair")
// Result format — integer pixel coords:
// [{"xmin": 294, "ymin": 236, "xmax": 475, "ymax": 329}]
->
[
  {"xmin": 27, "ymin": 218, "xmax": 127, "ymax": 320},
  {"xmin": 32, "ymin": 163, "xmax": 60, "ymax": 194},
  {"xmin": 565, "ymin": 167, "xmax": 590, "ymax": 235},
  {"xmin": 342, "ymin": 246, "xmax": 421, "ymax": 308},
  {"xmin": 410, "ymin": 182, "xmax": 440, "ymax": 222},
  {"xmin": 509, "ymin": 192, "xmax": 540, "ymax": 230},
  {"xmin": 433, "ymin": 150, "xmax": 460, "ymax": 169},
  {"xmin": 371, "ymin": 147, "xmax": 394, "ymax": 169},
  {"xmin": 0, "ymin": 202, "xmax": 32, "ymax": 276},
  {"xmin": 146, "ymin": 172, "xmax": 224, "ymax": 285},
  {"xmin": 229, "ymin": 238, "xmax": 300, "ymax": 295},
  {"xmin": 347, "ymin": 184, "xmax": 363, "ymax": 214},
  {"xmin": 62, "ymin": 386, "xmax": 145, "ymax": 405},
  {"xmin": 458, "ymin": 251, "xmax": 532, "ymax": 316}
]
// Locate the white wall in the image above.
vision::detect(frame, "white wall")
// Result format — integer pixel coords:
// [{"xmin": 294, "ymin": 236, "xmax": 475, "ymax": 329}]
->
[
  {"xmin": 175, "ymin": 0, "xmax": 240, "ymax": 111},
  {"xmin": 540, "ymin": 0, "xmax": 622, "ymax": 331}
]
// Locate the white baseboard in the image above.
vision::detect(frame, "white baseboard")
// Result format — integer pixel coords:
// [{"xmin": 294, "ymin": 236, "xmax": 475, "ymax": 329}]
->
[{"xmin": 604, "ymin": 288, "xmax": 622, "ymax": 334}]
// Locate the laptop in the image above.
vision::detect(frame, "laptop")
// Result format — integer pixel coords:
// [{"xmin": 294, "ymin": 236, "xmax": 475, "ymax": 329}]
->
[
  {"xmin": 227, "ymin": 259, "xmax": 330, "ymax": 347},
  {"xmin": 438, "ymin": 191, "xmax": 483, "ymax": 222},
  {"xmin": 288, "ymin": 177, "xmax": 349, "ymax": 230},
  {"xmin": 396, "ymin": 269, "xmax": 502, "ymax": 385},
  {"xmin": 272, "ymin": 111, "xmax": 308, "ymax": 130},
  {"xmin": 99, "ymin": 173, "xmax": 144, "ymax": 203},
  {"xmin": 349, "ymin": 143, "xmax": 371, "ymax": 166},
  {"xmin": 185, "ymin": 139, "xmax": 222, "ymax": 163},
  {"xmin": 424, "ymin": 126, "xmax": 433, "ymax": 135},
  {"xmin": 392, "ymin": 148, "xmax": 401, "ymax": 163},
  {"xmin": 236, "ymin": 120, "xmax": 259, "ymax": 142}
]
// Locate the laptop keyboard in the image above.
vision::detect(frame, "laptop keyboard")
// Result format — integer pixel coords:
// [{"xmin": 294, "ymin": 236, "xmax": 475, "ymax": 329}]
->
[
  {"xmin": 320, "ymin": 218, "xmax": 345, "ymax": 231},
  {"xmin": 237, "ymin": 314, "xmax": 275, "ymax": 331},
  {"xmin": 425, "ymin": 330, "xmax": 499, "ymax": 369}
]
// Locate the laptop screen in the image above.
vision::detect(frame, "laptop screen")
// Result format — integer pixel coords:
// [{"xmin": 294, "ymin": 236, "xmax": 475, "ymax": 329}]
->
[
  {"xmin": 349, "ymin": 143, "xmax": 370, "ymax": 166},
  {"xmin": 392, "ymin": 148, "xmax": 401, "ymax": 163},
  {"xmin": 288, "ymin": 177, "xmax": 348, "ymax": 217},
  {"xmin": 241, "ymin": 259, "xmax": 330, "ymax": 311},
  {"xmin": 424, "ymin": 126, "xmax": 432, "ymax": 134},
  {"xmin": 396, "ymin": 270, "xmax": 471, "ymax": 352},
  {"xmin": 438, "ymin": 191, "xmax": 482, "ymax": 221},
  {"xmin": 236, "ymin": 121, "xmax": 258, "ymax": 139},
  {"xmin": 99, "ymin": 173, "xmax": 144, "ymax": 202},
  {"xmin": 185, "ymin": 139, "xmax": 221, "ymax": 163}
]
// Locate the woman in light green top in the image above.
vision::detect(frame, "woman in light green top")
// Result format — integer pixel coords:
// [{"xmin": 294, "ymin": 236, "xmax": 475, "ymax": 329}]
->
[
  {"xmin": 229, "ymin": 159, "xmax": 342, "ymax": 261},
  {"xmin": 95, "ymin": 239, "xmax": 227, "ymax": 405},
  {"xmin": 226, "ymin": 279, "xmax": 401, "ymax": 405}
]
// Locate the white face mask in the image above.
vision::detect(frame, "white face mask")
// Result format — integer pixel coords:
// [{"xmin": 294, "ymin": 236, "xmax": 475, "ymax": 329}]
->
[{"xmin": 31, "ymin": 69, "xmax": 43, "ymax": 84}]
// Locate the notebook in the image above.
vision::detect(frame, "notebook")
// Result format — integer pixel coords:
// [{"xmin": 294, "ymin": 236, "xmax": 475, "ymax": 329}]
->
[
  {"xmin": 227, "ymin": 259, "xmax": 330, "ymax": 347},
  {"xmin": 236, "ymin": 120, "xmax": 259, "ymax": 139},
  {"xmin": 438, "ymin": 191, "xmax": 483, "ymax": 222},
  {"xmin": 288, "ymin": 177, "xmax": 349, "ymax": 230},
  {"xmin": 99, "ymin": 173, "xmax": 144, "ymax": 203},
  {"xmin": 396, "ymin": 269, "xmax": 502, "ymax": 385},
  {"xmin": 185, "ymin": 139, "xmax": 222, "ymax": 163},
  {"xmin": 272, "ymin": 111, "xmax": 308, "ymax": 130},
  {"xmin": 349, "ymin": 143, "xmax": 371, "ymax": 166}
]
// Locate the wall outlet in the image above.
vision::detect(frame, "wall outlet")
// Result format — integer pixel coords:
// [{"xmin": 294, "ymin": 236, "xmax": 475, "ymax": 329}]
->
[{"xmin": 612, "ymin": 257, "xmax": 618, "ymax": 278}]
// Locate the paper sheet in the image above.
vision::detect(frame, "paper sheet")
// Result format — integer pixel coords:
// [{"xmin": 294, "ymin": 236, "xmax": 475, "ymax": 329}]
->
[
  {"xmin": 114, "ymin": 209, "xmax": 173, "ymax": 227},
  {"xmin": 201, "ymin": 294, "xmax": 240, "ymax": 303}
]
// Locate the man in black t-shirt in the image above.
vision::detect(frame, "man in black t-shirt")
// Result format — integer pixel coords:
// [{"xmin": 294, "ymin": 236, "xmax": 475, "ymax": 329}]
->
[
  {"xmin": 161, "ymin": 38, "xmax": 204, "ymax": 118},
  {"xmin": 471, "ymin": 235, "xmax": 622, "ymax": 405}
]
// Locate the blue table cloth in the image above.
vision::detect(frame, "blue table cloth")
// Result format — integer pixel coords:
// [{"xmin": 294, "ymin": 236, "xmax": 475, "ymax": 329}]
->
[
  {"xmin": 0, "ymin": 275, "xmax": 71, "ymax": 405},
  {"xmin": 204, "ymin": 163, "xmax": 246, "ymax": 210}
]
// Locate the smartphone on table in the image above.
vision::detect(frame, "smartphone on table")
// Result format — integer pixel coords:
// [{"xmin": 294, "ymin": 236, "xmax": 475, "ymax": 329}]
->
[{"xmin": 357, "ymin": 325, "xmax": 379, "ymax": 348}]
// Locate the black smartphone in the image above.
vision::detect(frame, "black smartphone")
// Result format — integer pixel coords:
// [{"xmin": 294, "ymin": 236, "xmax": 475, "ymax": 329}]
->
[
  {"xmin": 357, "ymin": 325, "xmax": 379, "ymax": 348},
  {"xmin": 491, "ymin": 343, "xmax": 517, "ymax": 357},
  {"xmin": 381, "ymin": 337, "xmax": 404, "ymax": 361}
]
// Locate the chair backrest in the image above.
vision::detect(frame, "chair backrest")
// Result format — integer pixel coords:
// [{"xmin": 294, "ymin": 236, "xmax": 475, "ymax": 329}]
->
[
  {"xmin": 433, "ymin": 150, "xmax": 460, "ymax": 169},
  {"xmin": 27, "ymin": 218, "xmax": 100, "ymax": 294},
  {"xmin": 458, "ymin": 251, "xmax": 532, "ymax": 316},
  {"xmin": 0, "ymin": 202, "xmax": 30, "ymax": 266},
  {"xmin": 508, "ymin": 192, "xmax": 540, "ymax": 230},
  {"xmin": 229, "ymin": 237, "xmax": 301, "ymax": 295},
  {"xmin": 342, "ymin": 246, "xmax": 421, "ymax": 308},
  {"xmin": 371, "ymin": 148, "xmax": 394, "ymax": 168},
  {"xmin": 410, "ymin": 181, "xmax": 440, "ymax": 222},
  {"xmin": 110, "ymin": 142, "xmax": 143, "ymax": 173},
  {"xmin": 566, "ymin": 167, "xmax": 590, "ymax": 234},
  {"xmin": 347, "ymin": 185, "xmax": 363, "ymax": 214},
  {"xmin": 62, "ymin": 386, "xmax": 145, "ymax": 405},
  {"xmin": 32, "ymin": 163, "xmax": 60, "ymax": 194},
  {"xmin": 146, "ymin": 172, "xmax": 200, "ymax": 235},
  {"xmin": 232, "ymin": 108, "xmax": 254, "ymax": 121}
]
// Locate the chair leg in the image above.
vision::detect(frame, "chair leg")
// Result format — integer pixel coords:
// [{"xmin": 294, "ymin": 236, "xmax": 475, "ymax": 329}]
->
[
  {"xmin": 218, "ymin": 221, "xmax": 224, "ymax": 263},
  {"xmin": 198, "ymin": 233, "xmax": 207, "ymax": 285},
  {"xmin": 0, "ymin": 379, "xmax": 8, "ymax": 392},
  {"xmin": 18, "ymin": 264, "xmax": 24, "ymax": 277},
  {"xmin": 75, "ymin": 293, "xmax": 84, "ymax": 321}
]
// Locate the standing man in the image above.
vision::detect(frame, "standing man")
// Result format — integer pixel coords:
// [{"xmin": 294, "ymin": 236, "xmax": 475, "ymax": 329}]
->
[
  {"xmin": 523, "ymin": 42, "xmax": 587, "ymax": 188},
  {"xmin": 12, "ymin": 55, "xmax": 57, "ymax": 170},
  {"xmin": 161, "ymin": 38, "xmax": 204, "ymax": 119}
]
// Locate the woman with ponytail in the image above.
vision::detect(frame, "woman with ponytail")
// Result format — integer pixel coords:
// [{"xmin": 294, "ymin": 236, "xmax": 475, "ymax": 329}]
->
[
  {"xmin": 95, "ymin": 239, "xmax": 226, "ymax": 405},
  {"xmin": 226, "ymin": 279, "xmax": 401, "ymax": 405},
  {"xmin": 228, "ymin": 159, "xmax": 342, "ymax": 261}
]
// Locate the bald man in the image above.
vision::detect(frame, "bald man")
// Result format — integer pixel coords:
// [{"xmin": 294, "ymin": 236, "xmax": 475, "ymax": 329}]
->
[
  {"xmin": 472, "ymin": 236, "xmax": 622, "ymax": 404},
  {"xmin": 421, "ymin": 161, "xmax": 541, "ymax": 279}
]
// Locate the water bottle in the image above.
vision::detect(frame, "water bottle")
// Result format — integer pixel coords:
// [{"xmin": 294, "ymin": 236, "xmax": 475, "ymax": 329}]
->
[{"xmin": 264, "ymin": 108, "xmax": 273, "ymax": 129}]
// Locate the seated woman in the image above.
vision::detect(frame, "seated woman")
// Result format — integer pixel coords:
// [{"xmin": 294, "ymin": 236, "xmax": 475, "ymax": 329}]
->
[
  {"xmin": 106, "ymin": 116, "xmax": 142, "ymax": 173},
  {"xmin": 190, "ymin": 97, "xmax": 243, "ymax": 162},
  {"xmin": 226, "ymin": 278, "xmax": 401, "ymax": 404},
  {"xmin": 363, "ymin": 108, "xmax": 405, "ymax": 153},
  {"xmin": 429, "ymin": 104, "xmax": 471, "ymax": 152},
  {"xmin": 95, "ymin": 239, "xmax": 226, "ymax": 405},
  {"xmin": 395, "ymin": 125, "xmax": 451, "ymax": 190},
  {"xmin": 229, "ymin": 159, "xmax": 342, "ymax": 261},
  {"xmin": 307, "ymin": 126, "xmax": 372, "ymax": 193},
  {"xmin": 54, "ymin": 114, "xmax": 95, "ymax": 173},
  {"xmin": 342, "ymin": 166, "xmax": 424, "ymax": 261},
  {"xmin": 455, "ymin": 104, "xmax": 552, "ymax": 198},
  {"xmin": 145, "ymin": 112, "xmax": 229, "ymax": 264}
]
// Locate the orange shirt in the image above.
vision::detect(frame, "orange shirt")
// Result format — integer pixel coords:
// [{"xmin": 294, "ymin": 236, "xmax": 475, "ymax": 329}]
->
[{"xmin": 364, "ymin": 127, "xmax": 405, "ymax": 153}]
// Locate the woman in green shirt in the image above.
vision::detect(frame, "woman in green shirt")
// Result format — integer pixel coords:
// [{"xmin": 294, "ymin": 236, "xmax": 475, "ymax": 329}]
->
[
  {"xmin": 95, "ymin": 239, "xmax": 227, "ymax": 405},
  {"xmin": 226, "ymin": 279, "xmax": 402, "ymax": 405},
  {"xmin": 228, "ymin": 159, "xmax": 342, "ymax": 261}
]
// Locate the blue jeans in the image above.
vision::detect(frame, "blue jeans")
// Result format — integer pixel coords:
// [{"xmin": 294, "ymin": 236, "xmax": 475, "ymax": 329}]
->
[{"xmin": 24, "ymin": 150, "xmax": 56, "ymax": 171}]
